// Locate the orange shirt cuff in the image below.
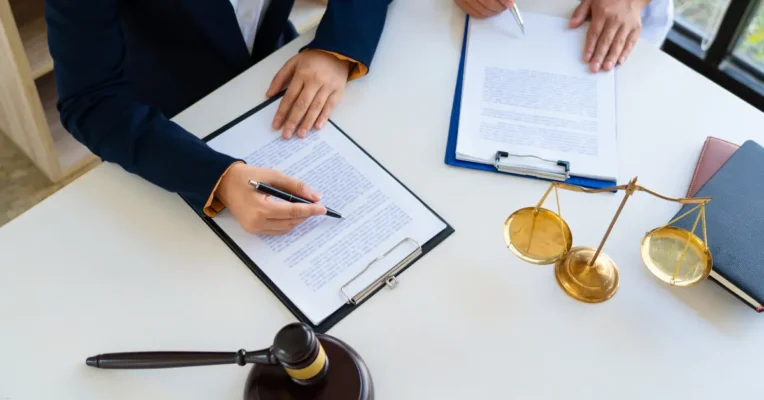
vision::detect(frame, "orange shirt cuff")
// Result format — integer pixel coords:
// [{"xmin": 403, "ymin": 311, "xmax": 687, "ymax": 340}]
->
[
  {"xmin": 203, "ymin": 161, "xmax": 242, "ymax": 218},
  {"xmin": 316, "ymin": 50, "xmax": 368, "ymax": 81}
]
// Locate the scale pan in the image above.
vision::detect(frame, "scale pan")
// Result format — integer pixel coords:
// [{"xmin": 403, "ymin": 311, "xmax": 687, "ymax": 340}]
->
[
  {"xmin": 641, "ymin": 226, "xmax": 712, "ymax": 286},
  {"xmin": 504, "ymin": 207, "xmax": 572, "ymax": 265}
]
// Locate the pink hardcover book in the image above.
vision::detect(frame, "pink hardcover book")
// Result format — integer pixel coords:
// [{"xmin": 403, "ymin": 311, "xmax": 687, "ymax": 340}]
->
[{"xmin": 687, "ymin": 137, "xmax": 740, "ymax": 197}]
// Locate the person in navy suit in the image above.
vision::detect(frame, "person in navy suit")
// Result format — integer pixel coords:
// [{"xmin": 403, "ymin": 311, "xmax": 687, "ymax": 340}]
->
[{"xmin": 45, "ymin": 0, "xmax": 391, "ymax": 234}]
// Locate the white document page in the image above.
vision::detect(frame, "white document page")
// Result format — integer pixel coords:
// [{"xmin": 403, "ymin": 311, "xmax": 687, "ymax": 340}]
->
[
  {"xmin": 457, "ymin": 12, "xmax": 618, "ymax": 181},
  {"xmin": 206, "ymin": 100, "xmax": 446, "ymax": 325}
]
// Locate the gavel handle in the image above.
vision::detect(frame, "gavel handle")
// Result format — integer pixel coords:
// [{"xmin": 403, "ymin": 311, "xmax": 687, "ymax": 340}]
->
[{"xmin": 86, "ymin": 349, "xmax": 277, "ymax": 369}]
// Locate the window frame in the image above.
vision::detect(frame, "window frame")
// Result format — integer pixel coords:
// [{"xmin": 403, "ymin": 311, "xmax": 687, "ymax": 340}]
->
[{"xmin": 662, "ymin": 0, "xmax": 764, "ymax": 111}]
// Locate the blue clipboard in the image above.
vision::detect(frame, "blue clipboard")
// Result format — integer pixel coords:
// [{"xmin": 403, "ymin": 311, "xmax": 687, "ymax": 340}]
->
[{"xmin": 445, "ymin": 16, "xmax": 616, "ymax": 190}]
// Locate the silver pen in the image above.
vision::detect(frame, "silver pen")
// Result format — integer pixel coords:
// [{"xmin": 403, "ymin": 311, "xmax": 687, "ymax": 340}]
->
[{"xmin": 510, "ymin": 3, "xmax": 525, "ymax": 35}]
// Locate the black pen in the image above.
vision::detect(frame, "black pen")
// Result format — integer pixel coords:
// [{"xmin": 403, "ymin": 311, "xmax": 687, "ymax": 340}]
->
[{"xmin": 248, "ymin": 180, "xmax": 343, "ymax": 219}]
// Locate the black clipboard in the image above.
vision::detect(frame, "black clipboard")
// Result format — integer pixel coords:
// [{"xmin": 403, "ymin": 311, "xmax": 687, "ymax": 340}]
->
[{"xmin": 187, "ymin": 93, "xmax": 454, "ymax": 333}]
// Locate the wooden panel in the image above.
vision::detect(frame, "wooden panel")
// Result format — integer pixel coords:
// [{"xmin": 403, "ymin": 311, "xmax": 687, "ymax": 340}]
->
[
  {"xmin": 0, "ymin": 0, "xmax": 60, "ymax": 180},
  {"xmin": 0, "ymin": 89, "xmax": 8, "ymax": 133},
  {"xmin": 36, "ymin": 73, "xmax": 96, "ymax": 174},
  {"xmin": 10, "ymin": 0, "xmax": 52, "ymax": 79},
  {"xmin": 9, "ymin": 0, "xmax": 43, "ymax": 27},
  {"xmin": 19, "ymin": 15, "xmax": 51, "ymax": 79}
]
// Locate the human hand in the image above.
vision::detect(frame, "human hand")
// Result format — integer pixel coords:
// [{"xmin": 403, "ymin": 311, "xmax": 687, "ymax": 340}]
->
[
  {"xmin": 216, "ymin": 163, "xmax": 327, "ymax": 235},
  {"xmin": 569, "ymin": 0, "xmax": 648, "ymax": 72},
  {"xmin": 454, "ymin": 0, "xmax": 514, "ymax": 18},
  {"xmin": 266, "ymin": 49, "xmax": 351, "ymax": 139}
]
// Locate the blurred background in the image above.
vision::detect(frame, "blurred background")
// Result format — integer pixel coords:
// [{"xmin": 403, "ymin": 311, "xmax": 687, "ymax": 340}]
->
[
  {"xmin": 675, "ymin": 0, "xmax": 763, "ymax": 63},
  {"xmin": 666, "ymin": 0, "xmax": 764, "ymax": 105}
]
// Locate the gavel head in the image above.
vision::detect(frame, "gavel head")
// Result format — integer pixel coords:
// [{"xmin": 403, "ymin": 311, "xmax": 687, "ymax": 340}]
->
[{"xmin": 270, "ymin": 323, "xmax": 329, "ymax": 385}]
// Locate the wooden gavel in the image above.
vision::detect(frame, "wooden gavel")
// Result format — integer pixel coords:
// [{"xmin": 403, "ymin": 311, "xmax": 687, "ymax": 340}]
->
[{"xmin": 86, "ymin": 322, "xmax": 373, "ymax": 399}]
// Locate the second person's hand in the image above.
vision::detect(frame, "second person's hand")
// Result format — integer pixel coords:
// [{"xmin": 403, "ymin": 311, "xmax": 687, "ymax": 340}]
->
[
  {"xmin": 216, "ymin": 163, "xmax": 327, "ymax": 235},
  {"xmin": 266, "ymin": 50, "xmax": 351, "ymax": 140},
  {"xmin": 454, "ymin": 0, "xmax": 514, "ymax": 19},
  {"xmin": 570, "ymin": 0, "xmax": 647, "ymax": 72}
]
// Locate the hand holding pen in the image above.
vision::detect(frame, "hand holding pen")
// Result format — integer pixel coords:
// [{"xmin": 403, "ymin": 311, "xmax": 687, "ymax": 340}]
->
[
  {"xmin": 454, "ymin": 0, "xmax": 524, "ymax": 34},
  {"xmin": 249, "ymin": 181, "xmax": 342, "ymax": 219},
  {"xmin": 454, "ymin": 0, "xmax": 513, "ymax": 19},
  {"xmin": 214, "ymin": 163, "xmax": 337, "ymax": 235}
]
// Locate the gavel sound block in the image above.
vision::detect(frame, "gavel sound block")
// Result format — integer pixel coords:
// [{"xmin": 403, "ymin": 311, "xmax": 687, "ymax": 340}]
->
[{"xmin": 86, "ymin": 323, "xmax": 373, "ymax": 400}]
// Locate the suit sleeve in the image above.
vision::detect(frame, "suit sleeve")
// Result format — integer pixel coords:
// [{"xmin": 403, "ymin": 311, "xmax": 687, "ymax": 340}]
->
[
  {"xmin": 306, "ymin": 0, "xmax": 392, "ymax": 77},
  {"xmin": 45, "ymin": 0, "xmax": 238, "ymax": 215}
]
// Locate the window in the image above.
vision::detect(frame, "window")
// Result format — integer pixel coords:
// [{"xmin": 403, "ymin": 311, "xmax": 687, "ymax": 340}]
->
[
  {"xmin": 733, "ymin": 1, "xmax": 764, "ymax": 72},
  {"xmin": 674, "ymin": 0, "xmax": 729, "ymax": 38},
  {"xmin": 663, "ymin": 0, "xmax": 764, "ymax": 111}
]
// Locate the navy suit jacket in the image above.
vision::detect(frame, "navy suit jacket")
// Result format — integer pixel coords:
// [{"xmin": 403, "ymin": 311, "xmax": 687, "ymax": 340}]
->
[{"xmin": 45, "ymin": 0, "xmax": 390, "ymax": 214}]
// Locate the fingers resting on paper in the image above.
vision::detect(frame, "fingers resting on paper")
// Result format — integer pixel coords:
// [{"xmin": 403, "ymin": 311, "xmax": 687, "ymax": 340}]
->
[
  {"xmin": 267, "ymin": 49, "xmax": 350, "ymax": 139},
  {"xmin": 570, "ymin": 0, "xmax": 645, "ymax": 72}
]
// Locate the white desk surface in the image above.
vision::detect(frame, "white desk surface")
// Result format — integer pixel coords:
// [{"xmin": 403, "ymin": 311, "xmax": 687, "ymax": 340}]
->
[{"xmin": 2, "ymin": 1, "xmax": 763, "ymax": 399}]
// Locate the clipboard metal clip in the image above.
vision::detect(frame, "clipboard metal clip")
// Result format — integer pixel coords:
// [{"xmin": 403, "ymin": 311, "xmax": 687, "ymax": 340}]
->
[
  {"xmin": 340, "ymin": 237, "xmax": 422, "ymax": 305},
  {"xmin": 494, "ymin": 151, "xmax": 571, "ymax": 181}
]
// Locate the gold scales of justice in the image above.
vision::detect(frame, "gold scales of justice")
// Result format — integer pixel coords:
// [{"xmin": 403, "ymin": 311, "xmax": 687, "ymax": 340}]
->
[{"xmin": 503, "ymin": 177, "xmax": 713, "ymax": 303}]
